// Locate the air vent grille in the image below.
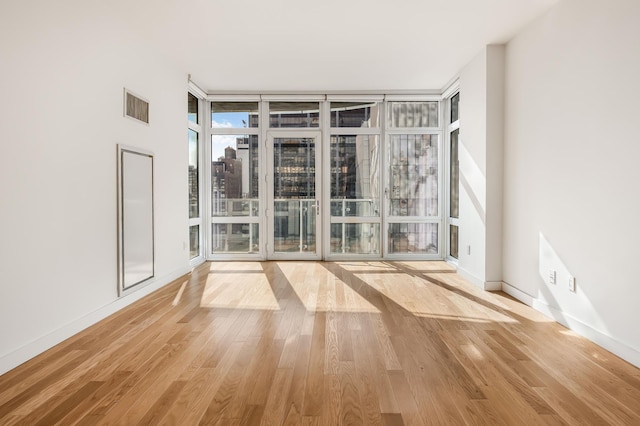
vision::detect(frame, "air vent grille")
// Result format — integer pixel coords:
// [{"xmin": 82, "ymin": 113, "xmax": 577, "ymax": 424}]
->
[{"xmin": 124, "ymin": 89, "xmax": 149, "ymax": 124}]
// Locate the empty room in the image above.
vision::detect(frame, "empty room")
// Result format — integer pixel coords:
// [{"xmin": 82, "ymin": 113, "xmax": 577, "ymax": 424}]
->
[{"xmin": 1, "ymin": 0, "xmax": 640, "ymax": 424}]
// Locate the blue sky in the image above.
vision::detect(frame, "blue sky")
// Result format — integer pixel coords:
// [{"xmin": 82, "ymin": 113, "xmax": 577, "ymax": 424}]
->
[
  {"xmin": 212, "ymin": 112, "xmax": 249, "ymax": 128},
  {"xmin": 211, "ymin": 112, "xmax": 250, "ymax": 161}
]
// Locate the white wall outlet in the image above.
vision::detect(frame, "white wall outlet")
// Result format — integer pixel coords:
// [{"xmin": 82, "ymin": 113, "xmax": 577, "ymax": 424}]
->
[
  {"xmin": 183, "ymin": 241, "xmax": 187, "ymax": 250},
  {"xmin": 568, "ymin": 276, "xmax": 576, "ymax": 292},
  {"xmin": 549, "ymin": 270, "xmax": 556, "ymax": 285}
]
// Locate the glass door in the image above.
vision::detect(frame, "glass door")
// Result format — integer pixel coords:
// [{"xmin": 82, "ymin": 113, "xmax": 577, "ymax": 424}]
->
[{"xmin": 267, "ymin": 132, "xmax": 322, "ymax": 259}]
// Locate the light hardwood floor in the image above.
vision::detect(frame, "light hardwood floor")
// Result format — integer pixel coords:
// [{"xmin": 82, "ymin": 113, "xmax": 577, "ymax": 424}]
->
[{"xmin": 1, "ymin": 261, "xmax": 640, "ymax": 425}]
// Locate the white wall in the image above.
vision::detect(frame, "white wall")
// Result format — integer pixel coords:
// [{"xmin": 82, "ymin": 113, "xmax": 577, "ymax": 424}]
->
[
  {"xmin": 457, "ymin": 45, "xmax": 504, "ymax": 289},
  {"xmin": 0, "ymin": 1, "xmax": 190, "ymax": 374},
  {"xmin": 503, "ymin": 0, "xmax": 640, "ymax": 366}
]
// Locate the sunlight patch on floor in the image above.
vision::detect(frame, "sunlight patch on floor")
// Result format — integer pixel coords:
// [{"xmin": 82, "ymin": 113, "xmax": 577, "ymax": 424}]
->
[
  {"xmin": 201, "ymin": 271, "xmax": 280, "ymax": 310},
  {"xmin": 279, "ymin": 262, "xmax": 380, "ymax": 313},
  {"xmin": 201, "ymin": 261, "xmax": 538, "ymax": 324},
  {"xmin": 340, "ymin": 261, "xmax": 519, "ymax": 324}
]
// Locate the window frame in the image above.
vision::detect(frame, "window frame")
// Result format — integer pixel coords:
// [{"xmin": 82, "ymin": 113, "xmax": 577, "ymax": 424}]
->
[
  {"xmin": 202, "ymin": 93, "xmax": 446, "ymax": 261},
  {"xmin": 324, "ymin": 97, "xmax": 384, "ymax": 260},
  {"xmin": 207, "ymin": 96, "xmax": 264, "ymax": 260},
  {"xmin": 188, "ymin": 90, "xmax": 205, "ymax": 266},
  {"xmin": 383, "ymin": 95, "xmax": 443, "ymax": 260},
  {"xmin": 444, "ymin": 84, "xmax": 461, "ymax": 263}
]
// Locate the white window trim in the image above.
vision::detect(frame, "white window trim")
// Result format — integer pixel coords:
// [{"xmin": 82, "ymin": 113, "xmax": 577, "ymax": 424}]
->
[
  {"xmin": 444, "ymin": 89, "xmax": 461, "ymax": 264},
  {"xmin": 202, "ymin": 95, "xmax": 447, "ymax": 262},
  {"xmin": 188, "ymin": 90, "xmax": 206, "ymax": 267}
]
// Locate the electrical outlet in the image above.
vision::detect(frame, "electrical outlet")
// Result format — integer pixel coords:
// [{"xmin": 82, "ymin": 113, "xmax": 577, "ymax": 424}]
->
[
  {"xmin": 549, "ymin": 270, "xmax": 556, "ymax": 285},
  {"xmin": 568, "ymin": 276, "xmax": 576, "ymax": 292},
  {"xmin": 467, "ymin": 245, "xmax": 471, "ymax": 255}
]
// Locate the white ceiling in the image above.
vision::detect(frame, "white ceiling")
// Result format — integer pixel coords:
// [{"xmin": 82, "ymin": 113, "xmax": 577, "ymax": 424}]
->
[{"xmin": 113, "ymin": 0, "xmax": 559, "ymax": 93}]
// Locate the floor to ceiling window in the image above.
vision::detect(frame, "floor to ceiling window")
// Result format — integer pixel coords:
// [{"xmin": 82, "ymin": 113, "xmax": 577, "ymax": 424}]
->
[
  {"xmin": 328, "ymin": 99, "xmax": 382, "ymax": 257},
  {"xmin": 188, "ymin": 92, "xmax": 203, "ymax": 263},
  {"xmin": 205, "ymin": 96, "xmax": 443, "ymax": 261},
  {"xmin": 385, "ymin": 100, "xmax": 441, "ymax": 257},
  {"xmin": 210, "ymin": 101, "xmax": 261, "ymax": 258},
  {"xmin": 446, "ymin": 91, "xmax": 460, "ymax": 261}
]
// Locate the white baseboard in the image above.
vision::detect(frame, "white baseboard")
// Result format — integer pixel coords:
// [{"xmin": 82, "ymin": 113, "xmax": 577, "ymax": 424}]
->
[
  {"xmin": 0, "ymin": 266, "xmax": 191, "ymax": 376},
  {"xmin": 501, "ymin": 282, "xmax": 640, "ymax": 369},
  {"xmin": 501, "ymin": 281, "xmax": 534, "ymax": 306}
]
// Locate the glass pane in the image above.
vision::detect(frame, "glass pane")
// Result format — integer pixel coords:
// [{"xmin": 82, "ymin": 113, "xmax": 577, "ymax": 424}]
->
[
  {"xmin": 450, "ymin": 93, "xmax": 459, "ymax": 123},
  {"xmin": 188, "ymin": 93, "xmax": 199, "ymax": 124},
  {"xmin": 270, "ymin": 102, "xmax": 320, "ymax": 128},
  {"xmin": 330, "ymin": 135, "xmax": 379, "ymax": 217},
  {"xmin": 212, "ymin": 223, "xmax": 259, "ymax": 253},
  {"xmin": 389, "ymin": 134, "xmax": 438, "ymax": 217},
  {"xmin": 387, "ymin": 101, "xmax": 439, "ymax": 128},
  {"xmin": 449, "ymin": 224, "xmax": 459, "ymax": 259},
  {"xmin": 274, "ymin": 200, "xmax": 316, "ymax": 252},
  {"xmin": 330, "ymin": 200, "xmax": 380, "ymax": 217},
  {"xmin": 330, "ymin": 102, "xmax": 379, "ymax": 128},
  {"xmin": 189, "ymin": 129, "xmax": 199, "ymax": 219},
  {"xmin": 212, "ymin": 135, "xmax": 259, "ymax": 217},
  {"xmin": 330, "ymin": 223, "xmax": 380, "ymax": 255},
  {"xmin": 273, "ymin": 137, "xmax": 315, "ymax": 199},
  {"xmin": 388, "ymin": 223, "xmax": 438, "ymax": 254},
  {"xmin": 211, "ymin": 102, "xmax": 259, "ymax": 128},
  {"xmin": 273, "ymin": 137, "xmax": 316, "ymax": 253},
  {"xmin": 189, "ymin": 225, "xmax": 200, "ymax": 259},
  {"xmin": 450, "ymin": 129, "xmax": 459, "ymax": 219}
]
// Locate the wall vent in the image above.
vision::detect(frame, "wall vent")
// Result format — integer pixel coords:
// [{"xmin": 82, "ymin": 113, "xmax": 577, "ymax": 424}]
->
[{"xmin": 124, "ymin": 89, "xmax": 149, "ymax": 124}]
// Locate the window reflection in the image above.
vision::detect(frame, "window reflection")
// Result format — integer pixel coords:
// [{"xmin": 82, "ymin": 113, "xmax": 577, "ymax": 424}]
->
[
  {"xmin": 189, "ymin": 129, "xmax": 199, "ymax": 219},
  {"xmin": 451, "ymin": 93, "xmax": 459, "ymax": 123},
  {"xmin": 388, "ymin": 223, "xmax": 438, "ymax": 254},
  {"xmin": 272, "ymin": 137, "xmax": 317, "ymax": 253},
  {"xmin": 273, "ymin": 138, "xmax": 315, "ymax": 199},
  {"xmin": 387, "ymin": 101, "xmax": 439, "ymax": 127},
  {"xmin": 449, "ymin": 225, "xmax": 459, "ymax": 259},
  {"xmin": 389, "ymin": 134, "xmax": 438, "ymax": 217},
  {"xmin": 189, "ymin": 225, "xmax": 199, "ymax": 259},
  {"xmin": 450, "ymin": 129, "xmax": 459, "ymax": 218},
  {"xmin": 330, "ymin": 102, "xmax": 379, "ymax": 128}
]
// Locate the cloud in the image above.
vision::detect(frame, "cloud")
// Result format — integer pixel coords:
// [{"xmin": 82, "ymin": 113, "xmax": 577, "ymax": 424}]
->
[
  {"xmin": 212, "ymin": 120, "xmax": 233, "ymax": 128},
  {"xmin": 211, "ymin": 134, "xmax": 241, "ymax": 160}
]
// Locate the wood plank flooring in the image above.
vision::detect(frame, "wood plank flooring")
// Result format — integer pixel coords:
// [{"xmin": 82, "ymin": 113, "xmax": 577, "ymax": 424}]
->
[{"xmin": 1, "ymin": 261, "xmax": 640, "ymax": 425}]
